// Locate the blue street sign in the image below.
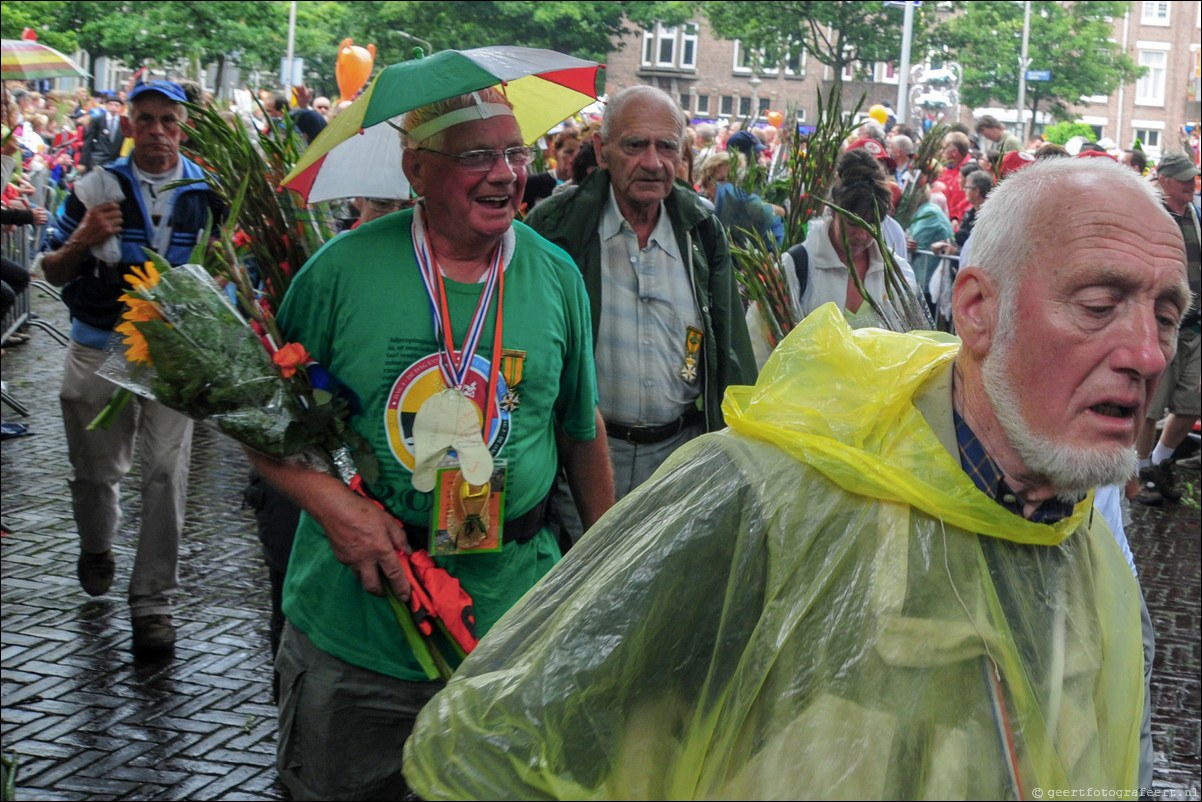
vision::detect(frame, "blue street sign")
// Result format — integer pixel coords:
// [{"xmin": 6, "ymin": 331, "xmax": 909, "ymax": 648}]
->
[{"xmin": 1026, "ymin": 70, "xmax": 1051, "ymax": 81}]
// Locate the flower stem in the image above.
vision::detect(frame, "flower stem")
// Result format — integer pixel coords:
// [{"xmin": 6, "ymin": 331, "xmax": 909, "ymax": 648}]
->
[
  {"xmin": 384, "ymin": 584, "xmax": 449, "ymax": 681},
  {"xmin": 87, "ymin": 388, "xmax": 133, "ymax": 431}
]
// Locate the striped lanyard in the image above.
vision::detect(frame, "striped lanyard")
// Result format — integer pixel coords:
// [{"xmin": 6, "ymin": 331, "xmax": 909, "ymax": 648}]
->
[{"xmin": 412, "ymin": 215, "xmax": 506, "ymax": 439}]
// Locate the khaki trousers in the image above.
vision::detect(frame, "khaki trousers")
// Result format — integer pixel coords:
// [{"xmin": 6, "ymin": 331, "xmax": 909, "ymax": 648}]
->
[{"xmin": 60, "ymin": 339, "xmax": 193, "ymax": 616}]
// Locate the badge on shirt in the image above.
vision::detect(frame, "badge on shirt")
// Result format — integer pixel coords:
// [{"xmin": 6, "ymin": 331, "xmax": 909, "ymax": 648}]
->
[
  {"xmin": 681, "ymin": 326, "xmax": 703, "ymax": 383},
  {"xmin": 430, "ymin": 461, "xmax": 507, "ymax": 556},
  {"xmin": 499, "ymin": 348, "xmax": 526, "ymax": 412}
]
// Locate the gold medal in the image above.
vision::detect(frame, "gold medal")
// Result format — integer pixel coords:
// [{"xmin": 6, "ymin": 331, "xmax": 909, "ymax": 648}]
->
[{"xmin": 681, "ymin": 326, "xmax": 703, "ymax": 383}]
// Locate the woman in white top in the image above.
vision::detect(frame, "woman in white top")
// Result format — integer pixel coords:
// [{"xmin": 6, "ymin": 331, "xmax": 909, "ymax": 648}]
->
[{"xmin": 749, "ymin": 148, "xmax": 920, "ymax": 368}]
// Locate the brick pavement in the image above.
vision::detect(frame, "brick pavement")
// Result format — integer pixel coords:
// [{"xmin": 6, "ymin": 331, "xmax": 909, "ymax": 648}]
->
[
  {"xmin": 3, "ymin": 286, "xmax": 1200, "ymax": 800},
  {"xmin": 3, "ymin": 289, "xmax": 287, "ymax": 801}
]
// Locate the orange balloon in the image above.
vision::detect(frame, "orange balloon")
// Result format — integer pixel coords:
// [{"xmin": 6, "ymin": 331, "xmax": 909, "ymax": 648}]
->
[
  {"xmin": 766, "ymin": 110, "xmax": 784, "ymax": 129},
  {"xmin": 336, "ymin": 38, "xmax": 376, "ymax": 99}
]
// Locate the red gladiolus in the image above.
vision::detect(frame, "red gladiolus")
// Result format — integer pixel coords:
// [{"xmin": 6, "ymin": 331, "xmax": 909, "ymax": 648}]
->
[{"xmin": 273, "ymin": 342, "xmax": 310, "ymax": 378}]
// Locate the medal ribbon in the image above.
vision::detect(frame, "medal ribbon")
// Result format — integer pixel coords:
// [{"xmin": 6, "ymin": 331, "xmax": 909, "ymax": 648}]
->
[{"xmin": 412, "ymin": 208, "xmax": 506, "ymax": 439}]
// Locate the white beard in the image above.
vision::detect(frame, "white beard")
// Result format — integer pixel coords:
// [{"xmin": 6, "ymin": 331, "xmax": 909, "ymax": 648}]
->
[{"xmin": 981, "ymin": 320, "xmax": 1137, "ymax": 501}]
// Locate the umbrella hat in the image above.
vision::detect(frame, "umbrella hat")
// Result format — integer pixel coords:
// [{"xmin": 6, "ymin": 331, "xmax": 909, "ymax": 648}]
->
[
  {"xmin": 283, "ymin": 46, "xmax": 603, "ymax": 204},
  {"xmin": 1, "ymin": 39, "xmax": 89, "ymax": 80}
]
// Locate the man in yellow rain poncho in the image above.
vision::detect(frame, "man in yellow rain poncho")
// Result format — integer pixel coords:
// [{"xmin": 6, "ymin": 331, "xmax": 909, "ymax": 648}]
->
[{"xmin": 404, "ymin": 159, "xmax": 1190, "ymax": 798}]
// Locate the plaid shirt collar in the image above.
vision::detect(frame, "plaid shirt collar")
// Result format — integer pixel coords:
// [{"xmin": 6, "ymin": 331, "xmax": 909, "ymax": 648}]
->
[{"xmin": 954, "ymin": 409, "xmax": 1080, "ymax": 524}]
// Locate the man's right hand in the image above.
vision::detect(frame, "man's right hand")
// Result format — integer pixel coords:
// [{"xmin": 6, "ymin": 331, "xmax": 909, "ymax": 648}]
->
[
  {"xmin": 310, "ymin": 487, "xmax": 414, "ymax": 600},
  {"xmin": 71, "ymin": 201, "xmax": 123, "ymax": 247}
]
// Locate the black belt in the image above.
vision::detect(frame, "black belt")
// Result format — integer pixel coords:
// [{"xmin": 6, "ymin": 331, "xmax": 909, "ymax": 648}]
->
[
  {"xmin": 404, "ymin": 488, "xmax": 552, "ymax": 551},
  {"xmin": 605, "ymin": 409, "xmax": 704, "ymax": 445}
]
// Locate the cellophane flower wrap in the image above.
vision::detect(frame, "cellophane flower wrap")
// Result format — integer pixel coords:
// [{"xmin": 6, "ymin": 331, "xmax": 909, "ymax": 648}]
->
[{"xmin": 96, "ymin": 253, "xmax": 378, "ymax": 484}]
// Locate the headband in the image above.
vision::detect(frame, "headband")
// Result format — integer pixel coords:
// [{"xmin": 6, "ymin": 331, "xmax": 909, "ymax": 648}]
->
[{"xmin": 401, "ymin": 92, "xmax": 515, "ymax": 144}]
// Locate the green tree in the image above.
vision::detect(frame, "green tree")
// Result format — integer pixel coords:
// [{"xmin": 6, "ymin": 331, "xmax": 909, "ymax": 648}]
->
[
  {"xmin": 702, "ymin": 0, "xmax": 940, "ymax": 97},
  {"xmin": 340, "ymin": 1, "xmax": 642, "ymax": 67},
  {"xmin": 1041, "ymin": 120, "xmax": 1101, "ymax": 145},
  {"xmin": 937, "ymin": 1, "xmax": 1140, "ymax": 134},
  {"xmin": 0, "ymin": 1, "xmax": 79, "ymax": 54},
  {"xmin": 70, "ymin": 1, "xmax": 286, "ymax": 79}
]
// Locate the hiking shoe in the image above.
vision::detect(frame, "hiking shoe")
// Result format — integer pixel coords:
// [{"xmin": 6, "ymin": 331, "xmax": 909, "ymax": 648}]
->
[
  {"xmin": 132, "ymin": 614, "xmax": 176, "ymax": 659},
  {"xmin": 1136, "ymin": 462, "xmax": 1181, "ymax": 506},
  {"xmin": 77, "ymin": 549, "xmax": 115, "ymax": 596}
]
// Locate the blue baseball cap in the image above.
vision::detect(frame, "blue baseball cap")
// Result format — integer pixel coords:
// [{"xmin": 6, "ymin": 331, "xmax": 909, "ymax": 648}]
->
[
  {"xmin": 727, "ymin": 129, "xmax": 766, "ymax": 157},
  {"xmin": 128, "ymin": 80, "xmax": 188, "ymax": 105}
]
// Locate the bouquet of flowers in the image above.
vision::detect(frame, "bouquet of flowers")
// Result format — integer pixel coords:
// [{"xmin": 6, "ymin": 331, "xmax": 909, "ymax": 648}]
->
[
  {"xmin": 97, "ymin": 254, "xmax": 473, "ymax": 680},
  {"xmin": 96, "ymin": 255, "xmax": 376, "ymax": 482}
]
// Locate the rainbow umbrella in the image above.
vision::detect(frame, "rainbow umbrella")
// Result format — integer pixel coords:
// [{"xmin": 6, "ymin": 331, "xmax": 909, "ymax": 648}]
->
[
  {"xmin": 283, "ymin": 46, "xmax": 603, "ymax": 204},
  {"xmin": 1, "ymin": 39, "xmax": 89, "ymax": 80}
]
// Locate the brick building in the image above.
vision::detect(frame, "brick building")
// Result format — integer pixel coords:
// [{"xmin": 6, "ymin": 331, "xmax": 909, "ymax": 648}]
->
[{"xmin": 604, "ymin": 7, "xmax": 1201, "ymax": 160}]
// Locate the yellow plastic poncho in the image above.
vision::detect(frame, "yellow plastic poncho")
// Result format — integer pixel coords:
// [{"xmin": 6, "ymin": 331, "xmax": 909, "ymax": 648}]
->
[{"xmin": 405, "ymin": 304, "xmax": 1144, "ymax": 800}]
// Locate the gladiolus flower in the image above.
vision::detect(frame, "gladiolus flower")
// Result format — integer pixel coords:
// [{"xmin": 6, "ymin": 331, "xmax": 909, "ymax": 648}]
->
[{"xmin": 273, "ymin": 342, "xmax": 310, "ymax": 378}]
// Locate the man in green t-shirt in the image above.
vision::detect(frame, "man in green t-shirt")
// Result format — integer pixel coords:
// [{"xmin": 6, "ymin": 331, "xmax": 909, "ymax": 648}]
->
[{"xmin": 249, "ymin": 87, "xmax": 614, "ymax": 800}]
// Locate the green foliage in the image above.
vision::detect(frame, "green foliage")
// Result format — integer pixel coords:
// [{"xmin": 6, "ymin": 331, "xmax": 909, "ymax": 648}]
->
[
  {"xmin": 4, "ymin": 1, "xmax": 680, "ymax": 99},
  {"xmin": 1041, "ymin": 120, "xmax": 1101, "ymax": 145},
  {"xmin": 703, "ymin": 1, "xmax": 939, "ymax": 93},
  {"xmin": 338, "ymin": 1, "xmax": 637, "ymax": 67},
  {"xmin": 180, "ymin": 99, "xmax": 332, "ymax": 314},
  {"xmin": 936, "ymin": 1, "xmax": 1140, "ymax": 126},
  {"xmin": 0, "ymin": 1, "xmax": 79, "ymax": 54}
]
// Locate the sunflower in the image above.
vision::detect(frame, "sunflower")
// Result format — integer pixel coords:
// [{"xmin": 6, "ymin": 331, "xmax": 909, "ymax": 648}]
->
[
  {"xmin": 116, "ymin": 262, "xmax": 168, "ymax": 365},
  {"xmin": 124, "ymin": 261, "xmax": 162, "ymax": 292}
]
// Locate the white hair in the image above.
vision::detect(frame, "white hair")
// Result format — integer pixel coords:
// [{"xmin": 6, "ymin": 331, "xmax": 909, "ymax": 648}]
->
[
  {"xmin": 599, "ymin": 85, "xmax": 686, "ymax": 144},
  {"xmin": 968, "ymin": 156, "xmax": 1165, "ymax": 323}
]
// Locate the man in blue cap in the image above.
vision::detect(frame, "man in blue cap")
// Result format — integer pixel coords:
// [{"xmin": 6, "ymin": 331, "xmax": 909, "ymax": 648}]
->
[{"xmin": 41, "ymin": 80, "xmax": 221, "ymax": 659}]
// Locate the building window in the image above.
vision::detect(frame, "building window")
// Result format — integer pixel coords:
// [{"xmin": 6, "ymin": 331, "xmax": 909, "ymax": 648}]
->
[
  {"xmin": 720, "ymin": 95, "xmax": 733, "ymax": 116},
  {"xmin": 656, "ymin": 25, "xmax": 677, "ymax": 68},
  {"xmin": 739, "ymin": 96, "xmax": 752, "ymax": 117},
  {"xmin": 758, "ymin": 97, "xmax": 771, "ymax": 118},
  {"xmin": 639, "ymin": 22, "xmax": 699, "ymax": 72},
  {"xmin": 1141, "ymin": 1, "xmax": 1170, "ymax": 26},
  {"xmin": 696, "ymin": 94, "xmax": 710, "ymax": 116},
  {"xmin": 1135, "ymin": 50, "xmax": 1166, "ymax": 105},
  {"xmin": 733, "ymin": 41, "xmax": 782, "ymax": 76},
  {"xmin": 876, "ymin": 62, "xmax": 899, "ymax": 85},
  {"xmin": 784, "ymin": 48, "xmax": 806, "ymax": 77},
  {"xmin": 1133, "ymin": 126, "xmax": 1162, "ymax": 151},
  {"xmin": 681, "ymin": 23, "xmax": 698, "ymax": 70}
]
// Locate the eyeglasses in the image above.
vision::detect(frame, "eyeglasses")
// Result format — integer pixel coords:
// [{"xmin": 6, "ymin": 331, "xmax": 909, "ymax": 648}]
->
[{"xmin": 417, "ymin": 146, "xmax": 533, "ymax": 172}]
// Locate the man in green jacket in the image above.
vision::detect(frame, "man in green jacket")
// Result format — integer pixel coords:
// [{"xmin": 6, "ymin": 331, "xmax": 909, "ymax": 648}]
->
[{"xmin": 526, "ymin": 86, "xmax": 755, "ymax": 539}]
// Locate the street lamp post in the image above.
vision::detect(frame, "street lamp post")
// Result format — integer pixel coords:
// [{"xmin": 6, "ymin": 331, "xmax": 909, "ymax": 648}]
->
[{"xmin": 1016, "ymin": 0, "xmax": 1031, "ymax": 140}]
